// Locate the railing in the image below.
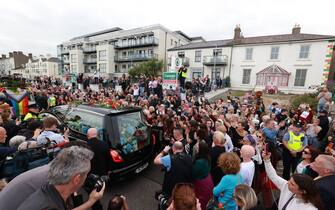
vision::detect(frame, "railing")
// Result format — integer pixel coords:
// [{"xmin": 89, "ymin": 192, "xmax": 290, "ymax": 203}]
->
[
  {"xmin": 115, "ymin": 37, "xmax": 159, "ymax": 49},
  {"xmin": 203, "ymin": 55, "xmax": 228, "ymax": 65},
  {"xmin": 114, "ymin": 53, "xmax": 158, "ymax": 62},
  {"xmin": 83, "ymin": 46, "xmax": 96, "ymax": 53},
  {"xmin": 63, "ymin": 57, "xmax": 70, "ymax": 63},
  {"xmin": 61, "ymin": 49, "xmax": 69, "ymax": 54},
  {"xmin": 83, "ymin": 58, "xmax": 97, "ymax": 63}
]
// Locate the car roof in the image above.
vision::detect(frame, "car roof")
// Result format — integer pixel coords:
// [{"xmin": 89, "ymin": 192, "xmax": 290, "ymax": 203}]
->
[{"xmin": 76, "ymin": 104, "xmax": 142, "ymax": 115}]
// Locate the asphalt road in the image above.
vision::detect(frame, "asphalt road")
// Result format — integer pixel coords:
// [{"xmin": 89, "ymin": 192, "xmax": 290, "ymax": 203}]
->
[{"xmin": 92, "ymin": 162, "xmax": 164, "ymax": 210}]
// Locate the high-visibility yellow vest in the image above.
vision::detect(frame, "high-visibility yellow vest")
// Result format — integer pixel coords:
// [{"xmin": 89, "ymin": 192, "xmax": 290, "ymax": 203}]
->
[
  {"xmin": 181, "ymin": 68, "xmax": 187, "ymax": 78},
  {"xmin": 48, "ymin": 96, "xmax": 56, "ymax": 107},
  {"xmin": 23, "ymin": 112, "xmax": 38, "ymax": 121},
  {"xmin": 288, "ymin": 131, "xmax": 304, "ymax": 151}
]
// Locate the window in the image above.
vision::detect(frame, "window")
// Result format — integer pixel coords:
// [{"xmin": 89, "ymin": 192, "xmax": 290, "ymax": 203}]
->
[
  {"xmin": 294, "ymin": 69, "xmax": 307, "ymax": 86},
  {"xmin": 66, "ymin": 110, "xmax": 104, "ymax": 140},
  {"xmin": 270, "ymin": 47, "xmax": 279, "ymax": 60},
  {"xmin": 70, "ymin": 65, "xmax": 77, "ymax": 73},
  {"xmin": 116, "ymin": 112, "xmax": 149, "ymax": 154},
  {"xmin": 195, "ymin": 50, "xmax": 201, "ymax": 62},
  {"xmin": 174, "ymin": 41, "xmax": 177, "ymax": 47},
  {"xmin": 128, "ymin": 64, "xmax": 133, "ymax": 69},
  {"xmin": 213, "ymin": 49, "xmax": 222, "ymax": 57},
  {"xmin": 171, "ymin": 39, "xmax": 173, "ymax": 46},
  {"xmin": 245, "ymin": 48, "xmax": 253, "ymax": 60},
  {"xmin": 242, "ymin": 69, "xmax": 251, "ymax": 84},
  {"xmin": 299, "ymin": 45, "xmax": 310, "ymax": 59},
  {"xmin": 70, "ymin": 54, "xmax": 77, "ymax": 63},
  {"xmin": 122, "ymin": 52, "xmax": 127, "ymax": 57},
  {"xmin": 192, "ymin": 72, "xmax": 202, "ymax": 78},
  {"xmin": 99, "ymin": 50, "xmax": 106, "ymax": 61},
  {"xmin": 211, "ymin": 68, "xmax": 221, "ymax": 81},
  {"xmin": 115, "ymin": 65, "xmax": 120, "ymax": 73},
  {"xmin": 122, "ymin": 64, "xmax": 127, "ymax": 72},
  {"xmin": 99, "ymin": 63, "xmax": 106, "ymax": 73},
  {"xmin": 178, "ymin": 51, "xmax": 185, "ymax": 58}
]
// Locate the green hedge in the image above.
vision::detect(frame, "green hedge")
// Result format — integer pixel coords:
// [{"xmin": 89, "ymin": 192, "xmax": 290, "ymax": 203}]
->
[{"xmin": 291, "ymin": 93, "xmax": 318, "ymax": 111}]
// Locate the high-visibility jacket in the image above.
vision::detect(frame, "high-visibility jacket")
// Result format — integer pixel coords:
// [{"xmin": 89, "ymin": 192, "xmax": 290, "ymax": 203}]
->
[
  {"xmin": 48, "ymin": 96, "xmax": 56, "ymax": 107},
  {"xmin": 287, "ymin": 131, "xmax": 304, "ymax": 151},
  {"xmin": 181, "ymin": 68, "xmax": 187, "ymax": 78},
  {"xmin": 23, "ymin": 112, "xmax": 38, "ymax": 121}
]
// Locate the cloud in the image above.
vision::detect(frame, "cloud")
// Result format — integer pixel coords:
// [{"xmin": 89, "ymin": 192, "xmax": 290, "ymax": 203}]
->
[{"xmin": 0, "ymin": 0, "xmax": 334, "ymax": 56}]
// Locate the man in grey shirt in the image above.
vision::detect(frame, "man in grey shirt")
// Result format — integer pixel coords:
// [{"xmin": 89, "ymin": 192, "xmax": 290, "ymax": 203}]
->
[
  {"xmin": 0, "ymin": 164, "xmax": 49, "ymax": 210},
  {"xmin": 317, "ymin": 87, "xmax": 332, "ymax": 113}
]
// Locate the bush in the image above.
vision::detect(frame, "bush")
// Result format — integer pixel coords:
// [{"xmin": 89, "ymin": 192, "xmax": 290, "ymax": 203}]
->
[{"xmin": 291, "ymin": 93, "xmax": 318, "ymax": 111}]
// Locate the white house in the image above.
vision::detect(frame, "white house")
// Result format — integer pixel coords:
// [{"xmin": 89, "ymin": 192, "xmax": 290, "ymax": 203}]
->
[
  {"xmin": 168, "ymin": 25, "xmax": 335, "ymax": 93},
  {"xmin": 24, "ymin": 56, "xmax": 60, "ymax": 79}
]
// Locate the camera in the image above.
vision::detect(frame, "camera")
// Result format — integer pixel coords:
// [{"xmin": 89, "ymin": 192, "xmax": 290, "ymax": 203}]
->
[{"xmin": 84, "ymin": 174, "xmax": 109, "ymax": 192}]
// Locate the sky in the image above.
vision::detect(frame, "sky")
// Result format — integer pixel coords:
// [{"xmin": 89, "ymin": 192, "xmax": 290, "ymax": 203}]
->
[{"xmin": 0, "ymin": 0, "xmax": 334, "ymax": 56}]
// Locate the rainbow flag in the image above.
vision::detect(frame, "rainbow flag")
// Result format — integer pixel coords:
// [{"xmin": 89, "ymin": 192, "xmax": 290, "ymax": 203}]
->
[{"xmin": 5, "ymin": 90, "xmax": 29, "ymax": 117}]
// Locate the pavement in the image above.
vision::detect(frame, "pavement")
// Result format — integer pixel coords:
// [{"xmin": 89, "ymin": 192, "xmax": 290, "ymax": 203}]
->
[{"xmin": 204, "ymin": 88, "xmax": 228, "ymax": 100}]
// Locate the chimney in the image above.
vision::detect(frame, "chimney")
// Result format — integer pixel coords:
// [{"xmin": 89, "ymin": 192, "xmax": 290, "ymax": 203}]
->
[
  {"xmin": 18, "ymin": 51, "xmax": 23, "ymax": 55},
  {"xmin": 9, "ymin": 52, "xmax": 13, "ymax": 57},
  {"xmin": 28, "ymin": 53, "xmax": 33, "ymax": 59},
  {"xmin": 1, "ymin": 54, "xmax": 6, "ymax": 59},
  {"xmin": 13, "ymin": 51, "xmax": 18, "ymax": 55},
  {"xmin": 234, "ymin": 25, "xmax": 242, "ymax": 40},
  {"xmin": 292, "ymin": 24, "xmax": 301, "ymax": 35}
]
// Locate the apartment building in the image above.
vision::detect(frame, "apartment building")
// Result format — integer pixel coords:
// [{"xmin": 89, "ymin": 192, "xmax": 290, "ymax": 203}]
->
[
  {"xmin": 57, "ymin": 24, "xmax": 191, "ymax": 79},
  {"xmin": 168, "ymin": 25, "xmax": 335, "ymax": 93},
  {"xmin": 0, "ymin": 51, "xmax": 30, "ymax": 76},
  {"xmin": 23, "ymin": 55, "xmax": 60, "ymax": 79}
]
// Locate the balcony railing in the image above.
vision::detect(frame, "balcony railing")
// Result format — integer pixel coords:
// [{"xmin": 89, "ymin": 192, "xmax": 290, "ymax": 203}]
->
[
  {"xmin": 61, "ymin": 49, "xmax": 69, "ymax": 54},
  {"xmin": 83, "ymin": 46, "xmax": 97, "ymax": 53},
  {"xmin": 83, "ymin": 58, "xmax": 97, "ymax": 64},
  {"xmin": 63, "ymin": 57, "xmax": 70, "ymax": 64},
  {"xmin": 114, "ymin": 53, "xmax": 158, "ymax": 62},
  {"xmin": 115, "ymin": 37, "xmax": 159, "ymax": 49},
  {"xmin": 203, "ymin": 55, "xmax": 228, "ymax": 66}
]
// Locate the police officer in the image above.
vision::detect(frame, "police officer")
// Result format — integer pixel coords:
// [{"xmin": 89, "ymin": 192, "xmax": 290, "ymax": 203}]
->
[
  {"xmin": 178, "ymin": 66, "xmax": 187, "ymax": 90},
  {"xmin": 282, "ymin": 121, "xmax": 308, "ymax": 180},
  {"xmin": 23, "ymin": 103, "xmax": 40, "ymax": 121}
]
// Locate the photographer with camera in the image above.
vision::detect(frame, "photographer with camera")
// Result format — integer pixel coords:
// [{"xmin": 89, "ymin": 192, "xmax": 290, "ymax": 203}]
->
[
  {"xmin": 16, "ymin": 146, "xmax": 105, "ymax": 210},
  {"xmin": 154, "ymin": 141, "xmax": 193, "ymax": 210},
  {"xmin": 37, "ymin": 117, "xmax": 69, "ymax": 146}
]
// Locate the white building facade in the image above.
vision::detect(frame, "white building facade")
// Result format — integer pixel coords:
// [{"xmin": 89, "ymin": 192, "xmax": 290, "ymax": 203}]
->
[
  {"xmin": 23, "ymin": 56, "xmax": 60, "ymax": 79},
  {"xmin": 57, "ymin": 24, "xmax": 190, "ymax": 79},
  {"xmin": 168, "ymin": 25, "xmax": 335, "ymax": 93}
]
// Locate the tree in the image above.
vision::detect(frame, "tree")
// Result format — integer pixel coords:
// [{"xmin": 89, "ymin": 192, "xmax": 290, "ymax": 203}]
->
[{"xmin": 128, "ymin": 58, "xmax": 163, "ymax": 78}]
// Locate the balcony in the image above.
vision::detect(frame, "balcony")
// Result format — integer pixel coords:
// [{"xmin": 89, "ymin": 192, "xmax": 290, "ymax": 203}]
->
[
  {"xmin": 84, "ymin": 65, "xmax": 97, "ymax": 73},
  {"xmin": 203, "ymin": 55, "xmax": 228, "ymax": 66},
  {"xmin": 83, "ymin": 57, "xmax": 97, "ymax": 64},
  {"xmin": 114, "ymin": 53, "xmax": 158, "ymax": 62},
  {"xmin": 61, "ymin": 49, "xmax": 69, "ymax": 55},
  {"xmin": 114, "ymin": 37, "xmax": 159, "ymax": 49},
  {"xmin": 83, "ymin": 46, "xmax": 97, "ymax": 53},
  {"xmin": 63, "ymin": 57, "xmax": 70, "ymax": 64}
]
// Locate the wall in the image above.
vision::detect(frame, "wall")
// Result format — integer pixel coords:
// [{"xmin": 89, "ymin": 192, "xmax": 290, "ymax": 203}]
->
[{"xmin": 229, "ymin": 40, "xmax": 329, "ymax": 92}]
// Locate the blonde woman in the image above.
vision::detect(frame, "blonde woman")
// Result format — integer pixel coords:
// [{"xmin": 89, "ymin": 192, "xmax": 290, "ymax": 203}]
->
[{"xmin": 234, "ymin": 184, "xmax": 259, "ymax": 210}]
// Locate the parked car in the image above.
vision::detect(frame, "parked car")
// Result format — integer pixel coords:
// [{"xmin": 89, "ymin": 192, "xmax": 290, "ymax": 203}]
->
[{"xmin": 39, "ymin": 104, "xmax": 159, "ymax": 179}]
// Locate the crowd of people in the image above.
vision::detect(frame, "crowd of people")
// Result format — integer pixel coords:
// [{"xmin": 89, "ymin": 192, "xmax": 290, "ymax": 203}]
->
[{"xmin": 0, "ymin": 75, "xmax": 335, "ymax": 210}]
